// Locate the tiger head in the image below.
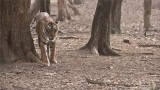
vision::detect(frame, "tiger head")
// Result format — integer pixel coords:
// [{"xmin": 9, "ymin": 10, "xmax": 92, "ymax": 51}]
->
[{"xmin": 44, "ymin": 21, "xmax": 60, "ymax": 42}]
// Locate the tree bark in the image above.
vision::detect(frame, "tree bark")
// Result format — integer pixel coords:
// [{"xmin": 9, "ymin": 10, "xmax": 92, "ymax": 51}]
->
[
  {"xmin": 144, "ymin": 0, "xmax": 152, "ymax": 36},
  {"xmin": 57, "ymin": 0, "xmax": 71, "ymax": 21},
  {"xmin": 74, "ymin": 0, "xmax": 83, "ymax": 5},
  {"xmin": 40, "ymin": 0, "xmax": 50, "ymax": 15},
  {"xmin": 81, "ymin": 0, "xmax": 119, "ymax": 56},
  {"xmin": 68, "ymin": 0, "xmax": 80, "ymax": 15},
  {"xmin": 111, "ymin": 0, "xmax": 123, "ymax": 34},
  {"xmin": 0, "ymin": 0, "xmax": 42, "ymax": 63},
  {"xmin": 28, "ymin": 0, "xmax": 41, "ymax": 24}
]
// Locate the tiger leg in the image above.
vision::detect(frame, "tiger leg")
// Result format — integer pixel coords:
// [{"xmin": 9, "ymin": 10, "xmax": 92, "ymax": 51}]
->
[
  {"xmin": 39, "ymin": 41, "xmax": 50, "ymax": 66},
  {"xmin": 50, "ymin": 41, "xmax": 57, "ymax": 64}
]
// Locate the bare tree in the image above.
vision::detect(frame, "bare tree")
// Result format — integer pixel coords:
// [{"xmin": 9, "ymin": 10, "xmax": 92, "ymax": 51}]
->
[
  {"xmin": 68, "ymin": 0, "xmax": 80, "ymax": 15},
  {"xmin": 57, "ymin": 0, "xmax": 71, "ymax": 21},
  {"xmin": 144, "ymin": 0, "xmax": 152, "ymax": 36},
  {"xmin": 81, "ymin": 0, "xmax": 119, "ymax": 56},
  {"xmin": 28, "ymin": 0, "xmax": 51, "ymax": 23},
  {"xmin": 0, "ymin": 0, "xmax": 42, "ymax": 64},
  {"xmin": 40, "ymin": 0, "xmax": 51, "ymax": 15},
  {"xmin": 28, "ymin": 0, "xmax": 41, "ymax": 23},
  {"xmin": 111, "ymin": 0, "xmax": 123, "ymax": 34}
]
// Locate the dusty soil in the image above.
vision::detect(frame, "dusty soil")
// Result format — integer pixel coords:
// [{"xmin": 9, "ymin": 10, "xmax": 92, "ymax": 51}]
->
[{"xmin": 1, "ymin": 0, "xmax": 160, "ymax": 90}]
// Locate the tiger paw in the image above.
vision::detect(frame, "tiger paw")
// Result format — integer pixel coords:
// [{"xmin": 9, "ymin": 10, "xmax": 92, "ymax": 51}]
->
[
  {"xmin": 43, "ymin": 62, "xmax": 50, "ymax": 66},
  {"xmin": 50, "ymin": 60, "xmax": 57, "ymax": 64}
]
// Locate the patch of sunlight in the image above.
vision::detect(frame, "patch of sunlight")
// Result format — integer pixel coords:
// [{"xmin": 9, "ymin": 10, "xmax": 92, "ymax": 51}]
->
[{"xmin": 51, "ymin": 0, "xmax": 57, "ymax": 3}]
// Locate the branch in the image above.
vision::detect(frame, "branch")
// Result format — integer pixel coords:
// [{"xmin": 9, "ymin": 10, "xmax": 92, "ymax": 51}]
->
[
  {"xmin": 85, "ymin": 77, "xmax": 139, "ymax": 87},
  {"xmin": 139, "ymin": 44, "xmax": 160, "ymax": 48},
  {"xmin": 58, "ymin": 36, "xmax": 79, "ymax": 39}
]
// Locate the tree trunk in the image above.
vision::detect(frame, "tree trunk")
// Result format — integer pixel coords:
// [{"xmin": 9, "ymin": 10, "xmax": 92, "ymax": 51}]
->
[
  {"xmin": 68, "ymin": 0, "xmax": 80, "ymax": 15},
  {"xmin": 81, "ymin": 0, "xmax": 119, "ymax": 56},
  {"xmin": 144, "ymin": 0, "xmax": 152, "ymax": 36},
  {"xmin": 28, "ymin": 0, "xmax": 41, "ymax": 23},
  {"xmin": 57, "ymin": 0, "xmax": 71, "ymax": 21},
  {"xmin": 111, "ymin": 0, "xmax": 123, "ymax": 34},
  {"xmin": 74, "ymin": 0, "xmax": 83, "ymax": 5},
  {"xmin": 0, "ymin": 0, "xmax": 42, "ymax": 63},
  {"xmin": 40, "ymin": 0, "xmax": 50, "ymax": 15}
]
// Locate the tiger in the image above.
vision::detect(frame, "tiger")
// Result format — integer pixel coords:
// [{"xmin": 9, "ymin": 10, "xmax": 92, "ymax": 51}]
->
[{"xmin": 35, "ymin": 12, "xmax": 60, "ymax": 66}]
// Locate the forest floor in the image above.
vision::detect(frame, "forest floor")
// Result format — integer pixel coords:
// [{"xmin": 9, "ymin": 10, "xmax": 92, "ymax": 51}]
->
[{"xmin": 1, "ymin": 0, "xmax": 160, "ymax": 90}]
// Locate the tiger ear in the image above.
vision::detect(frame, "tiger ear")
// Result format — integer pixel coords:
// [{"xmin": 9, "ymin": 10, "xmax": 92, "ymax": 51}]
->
[{"xmin": 55, "ymin": 21, "xmax": 60, "ymax": 26}]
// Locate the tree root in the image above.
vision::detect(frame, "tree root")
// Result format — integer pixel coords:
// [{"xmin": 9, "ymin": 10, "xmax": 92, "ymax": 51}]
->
[
  {"xmin": 98, "ymin": 46, "xmax": 120, "ymax": 56},
  {"xmin": 26, "ymin": 51, "xmax": 48, "ymax": 66},
  {"xmin": 80, "ymin": 45, "xmax": 99, "ymax": 55},
  {"xmin": 81, "ymin": 44, "xmax": 119, "ymax": 56}
]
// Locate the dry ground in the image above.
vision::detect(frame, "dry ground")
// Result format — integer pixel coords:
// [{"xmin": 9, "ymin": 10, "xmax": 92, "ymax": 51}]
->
[{"xmin": 0, "ymin": 0, "xmax": 160, "ymax": 90}]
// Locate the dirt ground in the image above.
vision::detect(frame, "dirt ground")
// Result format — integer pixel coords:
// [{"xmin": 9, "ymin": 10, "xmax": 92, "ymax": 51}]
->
[{"xmin": 0, "ymin": 0, "xmax": 160, "ymax": 90}]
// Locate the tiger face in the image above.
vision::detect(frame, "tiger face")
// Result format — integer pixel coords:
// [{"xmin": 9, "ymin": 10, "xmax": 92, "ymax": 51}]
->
[{"xmin": 44, "ymin": 21, "xmax": 60, "ymax": 42}]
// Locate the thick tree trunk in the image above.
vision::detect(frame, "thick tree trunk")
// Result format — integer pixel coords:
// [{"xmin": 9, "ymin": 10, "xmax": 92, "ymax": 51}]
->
[
  {"xmin": 144, "ymin": 0, "xmax": 152, "ymax": 36},
  {"xmin": 111, "ymin": 0, "xmax": 123, "ymax": 34},
  {"xmin": 40, "ymin": 0, "xmax": 50, "ymax": 15},
  {"xmin": 74, "ymin": 0, "xmax": 83, "ymax": 5},
  {"xmin": 0, "ymin": 0, "xmax": 42, "ymax": 64},
  {"xmin": 57, "ymin": 0, "xmax": 71, "ymax": 21},
  {"xmin": 81, "ymin": 0, "xmax": 118, "ymax": 56}
]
